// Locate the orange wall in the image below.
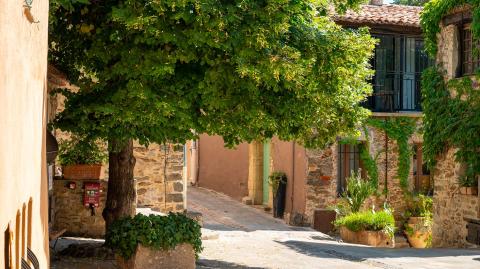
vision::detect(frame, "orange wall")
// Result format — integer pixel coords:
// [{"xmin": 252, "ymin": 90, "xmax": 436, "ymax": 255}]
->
[
  {"xmin": 0, "ymin": 0, "xmax": 50, "ymax": 268},
  {"xmin": 197, "ymin": 135, "xmax": 249, "ymax": 201},
  {"xmin": 271, "ymin": 138, "xmax": 307, "ymax": 217}
]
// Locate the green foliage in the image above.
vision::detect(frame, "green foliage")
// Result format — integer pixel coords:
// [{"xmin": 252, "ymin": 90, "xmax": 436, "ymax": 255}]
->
[
  {"xmin": 106, "ymin": 213, "xmax": 203, "ymax": 259},
  {"xmin": 359, "ymin": 126, "xmax": 381, "ymax": 189},
  {"xmin": 404, "ymin": 194, "xmax": 433, "ymax": 219},
  {"xmin": 421, "ymin": 0, "xmax": 480, "ymax": 57},
  {"xmin": 342, "ymin": 172, "xmax": 375, "ymax": 213},
  {"xmin": 459, "ymin": 174, "xmax": 478, "ymax": 187},
  {"xmin": 393, "ymin": 0, "xmax": 429, "ymax": 6},
  {"xmin": 268, "ymin": 172, "xmax": 287, "ymax": 194},
  {"xmin": 58, "ymin": 136, "xmax": 107, "ymax": 166},
  {"xmin": 49, "ymin": 0, "xmax": 375, "ymax": 149},
  {"xmin": 334, "ymin": 210, "xmax": 396, "ymax": 238},
  {"xmin": 421, "ymin": 67, "xmax": 480, "ymax": 181},
  {"xmin": 366, "ymin": 118, "xmax": 417, "ymax": 191}
]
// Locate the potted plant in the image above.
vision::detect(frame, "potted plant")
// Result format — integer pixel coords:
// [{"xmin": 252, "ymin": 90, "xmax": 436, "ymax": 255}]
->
[
  {"xmin": 459, "ymin": 175, "xmax": 478, "ymax": 195},
  {"xmin": 107, "ymin": 213, "xmax": 203, "ymax": 269},
  {"xmin": 268, "ymin": 172, "xmax": 287, "ymax": 218},
  {"xmin": 334, "ymin": 209, "xmax": 395, "ymax": 248},
  {"xmin": 58, "ymin": 136, "xmax": 107, "ymax": 180},
  {"xmin": 404, "ymin": 194, "xmax": 433, "ymax": 248}
]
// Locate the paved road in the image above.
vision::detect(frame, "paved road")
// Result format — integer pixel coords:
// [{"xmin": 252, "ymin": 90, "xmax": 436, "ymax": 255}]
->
[{"xmin": 189, "ymin": 187, "xmax": 480, "ymax": 269}]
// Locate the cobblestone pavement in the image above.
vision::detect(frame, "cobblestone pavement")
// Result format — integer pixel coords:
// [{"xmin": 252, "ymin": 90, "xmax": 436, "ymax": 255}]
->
[{"xmin": 190, "ymin": 187, "xmax": 480, "ymax": 269}]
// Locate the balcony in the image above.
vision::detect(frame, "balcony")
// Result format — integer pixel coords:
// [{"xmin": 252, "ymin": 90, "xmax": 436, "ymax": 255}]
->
[{"xmin": 363, "ymin": 72, "xmax": 423, "ymax": 113}]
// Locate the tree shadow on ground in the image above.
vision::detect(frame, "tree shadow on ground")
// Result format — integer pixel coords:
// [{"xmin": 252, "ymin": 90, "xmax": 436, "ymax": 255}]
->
[
  {"xmin": 196, "ymin": 259, "xmax": 266, "ymax": 269},
  {"xmin": 276, "ymin": 240, "xmax": 480, "ymax": 260}
]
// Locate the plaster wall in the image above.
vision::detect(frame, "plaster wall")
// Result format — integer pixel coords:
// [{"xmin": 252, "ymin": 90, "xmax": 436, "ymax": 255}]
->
[
  {"xmin": 197, "ymin": 135, "xmax": 249, "ymax": 201},
  {"xmin": 0, "ymin": 0, "xmax": 50, "ymax": 268},
  {"xmin": 270, "ymin": 139, "xmax": 307, "ymax": 225}
]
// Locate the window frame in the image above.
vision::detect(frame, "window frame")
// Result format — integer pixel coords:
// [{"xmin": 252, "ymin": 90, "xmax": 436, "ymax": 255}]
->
[{"xmin": 337, "ymin": 143, "xmax": 365, "ymax": 195}]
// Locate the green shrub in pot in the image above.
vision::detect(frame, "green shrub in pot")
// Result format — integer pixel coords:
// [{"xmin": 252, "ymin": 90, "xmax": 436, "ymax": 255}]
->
[
  {"xmin": 58, "ymin": 136, "xmax": 107, "ymax": 166},
  {"xmin": 106, "ymin": 213, "xmax": 203, "ymax": 259},
  {"xmin": 334, "ymin": 210, "xmax": 395, "ymax": 239}
]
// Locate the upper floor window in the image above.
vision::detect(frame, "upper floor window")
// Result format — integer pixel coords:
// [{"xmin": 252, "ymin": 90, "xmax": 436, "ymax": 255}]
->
[
  {"xmin": 364, "ymin": 35, "xmax": 432, "ymax": 113},
  {"xmin": 461, "ymin": 24, "xmax": 480, "ymax": 76}
]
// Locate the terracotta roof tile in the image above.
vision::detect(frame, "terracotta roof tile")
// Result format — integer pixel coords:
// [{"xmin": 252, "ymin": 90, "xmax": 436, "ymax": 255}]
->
[
  {"xmin": 47, "ymin": 64, "xmax": 74, "ymax": 90},
  {"xmin": 334, "ymin": 4, "xmax": 422, "ymax": 28}
]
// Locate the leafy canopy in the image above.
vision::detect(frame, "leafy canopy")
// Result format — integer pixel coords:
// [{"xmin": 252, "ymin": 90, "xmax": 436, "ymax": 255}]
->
[{"xmin": 50, "ymin": 0, "xmax": 375, "ymax": 148}]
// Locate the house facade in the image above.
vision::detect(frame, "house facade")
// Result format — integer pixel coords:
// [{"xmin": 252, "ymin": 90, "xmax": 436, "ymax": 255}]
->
[
  {"xmin": 192, "ymin": 1, "xmax": 434, "ymax": 227},
  {"xmin": 427, "ymin": 4, "xmax": 480, "ymax": 248},
  {"xmin": 0, "ymin": 0, "xmax": 51, "ymax": 268}
]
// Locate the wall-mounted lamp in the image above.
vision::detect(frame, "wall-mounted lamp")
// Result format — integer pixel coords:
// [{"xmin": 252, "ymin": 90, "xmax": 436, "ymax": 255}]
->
[{"xmin": 24, "ymin": 0, "xmax": 39, "ymax": 23}]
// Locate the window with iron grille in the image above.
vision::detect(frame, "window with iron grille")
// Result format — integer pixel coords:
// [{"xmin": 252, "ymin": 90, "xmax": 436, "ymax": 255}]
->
[
  {"xmin": 365, "ymin": 35, "xmax": 432, "ymax": 112},
  {"xmin": 461, "ymin": 24, "xmax": 480, "ymax": 76},
  {"xmin": 337, "ymin": 144, "xmax": 364, "ymax": 195}
]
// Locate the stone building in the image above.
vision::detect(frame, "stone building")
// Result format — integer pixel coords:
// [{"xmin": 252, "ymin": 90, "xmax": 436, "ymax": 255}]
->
[
  {"xmin": 428, "ymin": 4, "xmax": 480, "ymax": 248},
  {"xmin": 191, "ymin": 1, "xmax": 433, "ymax": 228},
  {"xmin": 47, "ymin": 69, "xmax": 187, "ymax": 238}
]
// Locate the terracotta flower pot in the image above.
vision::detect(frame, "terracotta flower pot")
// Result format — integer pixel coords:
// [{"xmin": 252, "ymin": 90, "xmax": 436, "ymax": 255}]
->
[
  {"xmin": 339, "ymin": 227, "xmax": 394, "ymax": 248},
  {"xmin": 405, "ymin": 217, "xmax": 431, "ymax": 248},
  {"xmin": 63, "ymin": 164, "xmax": 104, "ymax": 180},
  {"xmin": 116, "ymin": 244, "xmax": 195, "ymax": 269},
  {"xmin": 460, "ymin": 187, "xmax": 478, "ymax": 196}
]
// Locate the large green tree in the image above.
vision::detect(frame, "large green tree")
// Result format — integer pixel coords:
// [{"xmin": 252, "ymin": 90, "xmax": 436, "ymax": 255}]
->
[{"xmin": 49, "ymin": 0, "xmax": 375, "ymax": 230}]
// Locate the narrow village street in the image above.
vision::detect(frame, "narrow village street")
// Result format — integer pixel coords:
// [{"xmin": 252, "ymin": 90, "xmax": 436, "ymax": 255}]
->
[{"xmin": 190, "ymin": 187, "xmax": 480, "ymax": 269}]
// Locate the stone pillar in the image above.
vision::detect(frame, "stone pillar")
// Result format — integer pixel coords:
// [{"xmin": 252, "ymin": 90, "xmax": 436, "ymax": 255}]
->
[{"xmin": 247, "ymin": 141, "xmax": 264, "ymax": 205}]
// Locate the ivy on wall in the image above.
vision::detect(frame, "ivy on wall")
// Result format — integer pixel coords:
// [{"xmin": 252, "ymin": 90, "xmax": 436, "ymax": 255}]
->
[
  {"xmin": 421, "ymin": 0, "xmax": 480, "ymax": 57},
  {"xmin": 340, "ymin": 117, "xmax": 418, "ymax": 193},
  {"xmin": 421, "ymin": 67, "xmax": 480, "ymax": 181},
  {"xmin": 366, "ymin": 118, "xmax": 417, "ymax": 191}
]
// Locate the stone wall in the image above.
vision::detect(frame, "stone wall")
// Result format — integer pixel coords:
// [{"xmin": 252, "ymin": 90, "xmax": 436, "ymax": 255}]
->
[
  {"xmin": 431, "ymin": 12, "xmax": 480, "ymax": 247},
  {"xmin": 432, "ymin": 148, "xmax": 479, "ymax": 247},
  {"xmin": 304, "ymin": 123, "xmax": 421, "ymax": 226},
  {"xmin": 52, "ymin": 180, "xmax": 108, "ymax": 238},
  {"xmin": 135, "ymin": 143, "xmax": 186, "ymax": 212}
]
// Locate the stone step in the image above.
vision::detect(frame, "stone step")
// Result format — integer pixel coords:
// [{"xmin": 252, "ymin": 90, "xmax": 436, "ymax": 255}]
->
[{"xmin": 394, "ymin": 234, "xmax": 411, "ymax": 248}]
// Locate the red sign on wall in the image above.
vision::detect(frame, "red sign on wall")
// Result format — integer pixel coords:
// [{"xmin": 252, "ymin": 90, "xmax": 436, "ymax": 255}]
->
[{"xmin": 84, "ymin": 182, "xmax": 100, "ymax": 207}]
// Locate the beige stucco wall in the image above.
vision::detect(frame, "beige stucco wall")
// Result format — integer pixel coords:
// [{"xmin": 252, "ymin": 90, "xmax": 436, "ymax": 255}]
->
[
  {"xmin": 0, "ymin": 0, "xmax": 50, "ymax": 268},
  {"xmin": 197, "ymin": 135, "xmax": 249, "ymax": 201},
  {"xmin": 270, "ymin": 139, "xmax": 307, "ymax": 225}
]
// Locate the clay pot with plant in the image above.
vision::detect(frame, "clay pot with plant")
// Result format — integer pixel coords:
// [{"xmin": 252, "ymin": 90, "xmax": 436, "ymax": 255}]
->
[
  {"xmin": 404, "ymin": 194, "xmax": 433, "ymax": 248},
  {"xmin": 58, "ymin": 136, "xmax": 107, "ymax": 180},
  {"xmin": 459, "ymin": 175, "xmax": 478, "ymax": 196}
]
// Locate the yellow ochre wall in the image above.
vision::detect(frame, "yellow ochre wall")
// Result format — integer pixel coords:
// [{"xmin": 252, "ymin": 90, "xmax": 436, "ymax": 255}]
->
[{"xmin": 0, "ymin": 0, "xmax": 50, "ymax": 268}]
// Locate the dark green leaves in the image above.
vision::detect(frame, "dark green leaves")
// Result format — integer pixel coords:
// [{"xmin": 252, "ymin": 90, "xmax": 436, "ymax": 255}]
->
[{"xmin": 106, "ymin": 213, "xmax": 203, "ymax": 259}]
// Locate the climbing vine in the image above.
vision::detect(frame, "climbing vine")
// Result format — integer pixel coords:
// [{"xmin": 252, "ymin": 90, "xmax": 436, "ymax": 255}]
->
[
  {"xmin": 421, "ymin": 0, "xmax": 480, "ymax": 57},
  {"xmin": 358, "ymin": 126, "xmax": 380, "ymax": 190},
  {"xmin": 421, "ymin": 66, "xmax": 480, "ymax": 182},
  {"xmin": 340, "ymin": 118, "xmax": 417, "ymax": 192},
  {"xmin": 366, "ymin": 117, "xmax": 418, "ymax": 191}
]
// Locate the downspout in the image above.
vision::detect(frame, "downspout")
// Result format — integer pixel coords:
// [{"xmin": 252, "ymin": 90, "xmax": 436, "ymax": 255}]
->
[
  {"xmin": 384, "ymin": 119, "xmax": 389, "ymax": 196},
  {"xmin": 291, "ymin": 142, "xmax": 295, "ymax": 218},
  {"xmin": 195, "ymin": 139, "xmax": 200, "ymax": 187}
]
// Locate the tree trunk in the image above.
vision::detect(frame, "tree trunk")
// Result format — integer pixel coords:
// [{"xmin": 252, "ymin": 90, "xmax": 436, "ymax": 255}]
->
[{"xmin": 103, "ymin": 139, "xmax": 136, "ymax": 231}]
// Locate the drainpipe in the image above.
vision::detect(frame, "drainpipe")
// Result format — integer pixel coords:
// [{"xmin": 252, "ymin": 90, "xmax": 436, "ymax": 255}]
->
[{"xmin": 291, "ymin": 142, "xmax": 296, "ymax": 218}]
